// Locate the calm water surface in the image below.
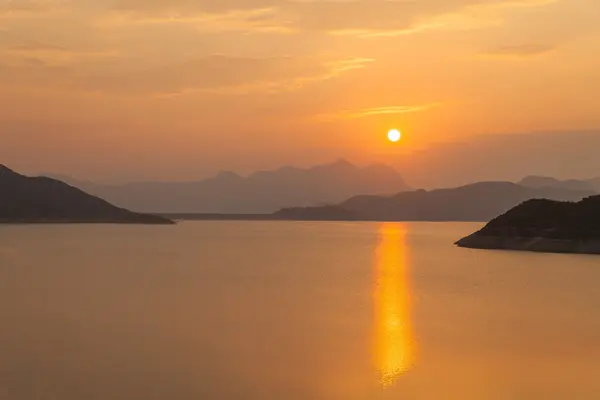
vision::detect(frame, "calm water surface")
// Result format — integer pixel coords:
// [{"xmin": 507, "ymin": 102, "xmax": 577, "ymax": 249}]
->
[{"xmin": 1, "ymin": 222, "xmax": 599, "ymax": 400}]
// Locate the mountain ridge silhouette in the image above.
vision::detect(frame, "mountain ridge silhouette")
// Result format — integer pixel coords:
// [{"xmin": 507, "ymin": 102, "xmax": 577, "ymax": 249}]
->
[
  {"xmin": 0, "ymin": 166, "xmax": 173, "ymax": 224},
  {"xmin": 50, "ymin": 159, "xmax": 411, "ymax": 213}
]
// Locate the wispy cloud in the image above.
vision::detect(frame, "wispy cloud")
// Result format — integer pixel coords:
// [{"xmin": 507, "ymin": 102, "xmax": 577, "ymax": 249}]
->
[
  {"xmin": 480, "ymin": 43, "xmax": 557, "ymax": 57},
  {"xmin": 108, "ymin": 0, "xmax": 275, "ymax": 15},
  {"xmin": 0, "ymin": 54, "xmax": 374, "ymax": 95},
  {"xmin": 326, "ymin": 12, "xmax": 498, "ymax": 38},
  {"xmin": 6, "ymin": 41, "xmax": 118, "ymax": 57},
  {"xmin": 10, "ymin": 42, "xmax": 68, "ymax": 51},
  {"xmin": 0, "ymin": 0, "xmax": 70, "ymax": 17},
  {"xmin": 325, "ymin": 58, "xmax": 374, "ymax": 74},
  {"xmin": 196, "ymin": 57, "xmax": 375, "ymax": 95},
  {"xmin": 0, "ymin": 0, "xmax": 561, "ymax": 39},
  {"xmin": 96, "ymin": 7, "xmax": 295, "ymax": 34},
  {"xmin": 56, "ymin": 0, "xmax": 561, "ymax": 38},
  {"xmin": 317, "ymin": 103, "xmax": 441, "ymax": 121},
  {"xmin": 322, "ymin": 0, "xmax": 558, "ymax": 38},
  {"xmin": 0, "ymin": 41, "xmax": 118, "ymax": 68}
]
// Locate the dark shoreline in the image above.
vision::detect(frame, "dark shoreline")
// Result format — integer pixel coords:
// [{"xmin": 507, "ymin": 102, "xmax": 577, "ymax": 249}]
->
[
  {"xmin": 456, "ymin": 235, "xmax": 600, "ymax": 255},
  {"xmin": 159, "ymin": 213, "xmax": 487, "ymax": 223},
  {"xmin": 160, "ymin": 214, "xmax": 280, "ymax": 221},
  {"xmin": 0, "ymin": 219, "xmax": 175, "ymax": 225}
]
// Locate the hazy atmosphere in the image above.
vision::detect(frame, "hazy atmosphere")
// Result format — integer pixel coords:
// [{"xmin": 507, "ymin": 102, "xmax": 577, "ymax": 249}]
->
[
  {"xmin": 3, "ymin": 2, "xmax": 600, "ymax": 398},
  {"xmin": 2, "ymin": 0, "xmax": 600, "ymax": 186}
]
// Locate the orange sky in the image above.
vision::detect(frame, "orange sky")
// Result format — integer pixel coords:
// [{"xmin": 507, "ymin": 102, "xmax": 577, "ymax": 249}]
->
[{"xmin": 1, "ymin": 0, "xmax": 599, "ymax": 185}]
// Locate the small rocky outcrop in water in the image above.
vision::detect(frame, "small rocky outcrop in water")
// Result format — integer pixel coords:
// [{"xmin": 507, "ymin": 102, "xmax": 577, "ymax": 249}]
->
[
  {"xmin": 0, "ymin": 164, "xmax": 174, "ymax": 224},
  {"xmin": 456, "ymin": 196, "xmax": 600, "ymax": 254}
]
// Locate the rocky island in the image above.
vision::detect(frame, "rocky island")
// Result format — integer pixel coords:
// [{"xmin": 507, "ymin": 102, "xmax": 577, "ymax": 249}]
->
[
  {"xmin": 456, "ymin": 196, "xmax": 600, "ymax": 255},
  {"xmin": 0, "ymin": 165, "xmax": 174, "ymax": 224}
]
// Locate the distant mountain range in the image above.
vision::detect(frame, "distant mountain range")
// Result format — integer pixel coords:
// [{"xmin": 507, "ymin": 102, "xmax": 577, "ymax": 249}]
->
[
  {"xmin": 274, "ymin": 181, "xmax": 596, "ymax": 222},
  {"xmin": 519, "ymin": 175, "xmax": 600, "ymax": 192},
  {"xmin": 37, "ymin": 160, "xmax": 600, "ymax": 222},
  {"xmin": 53, "ymin": 159, "xmax": 411, "ymax": 214},
  {"xmin": 0, "ymin": 165, "xmax": 172, "ymax": 224}
]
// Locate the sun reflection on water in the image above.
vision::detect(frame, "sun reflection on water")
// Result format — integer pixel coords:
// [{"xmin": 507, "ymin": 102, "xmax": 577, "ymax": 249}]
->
[{"xmin": 373, "ymin": 223, "xmax": 414, "ymax": 388}]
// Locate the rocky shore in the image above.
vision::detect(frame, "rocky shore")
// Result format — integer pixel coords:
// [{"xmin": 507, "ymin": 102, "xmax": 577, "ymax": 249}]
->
[{"xmin": 456, "ymin": 196, "xmax": 600, "ymax": 255}]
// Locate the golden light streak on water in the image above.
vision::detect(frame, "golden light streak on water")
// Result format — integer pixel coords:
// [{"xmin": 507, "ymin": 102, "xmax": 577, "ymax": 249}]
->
[{"xmin": 373, "ymin": 223, "xmax": 414, "ymax": 388}]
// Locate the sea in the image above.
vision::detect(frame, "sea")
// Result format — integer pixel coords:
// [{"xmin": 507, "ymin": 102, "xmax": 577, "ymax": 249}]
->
[{"xmin": 1, "ymin": 222, "xmax": 599, "ymax": 400}]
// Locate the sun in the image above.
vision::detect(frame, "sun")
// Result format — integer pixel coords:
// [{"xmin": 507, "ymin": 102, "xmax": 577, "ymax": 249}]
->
[{"xmin": 388, "ymin": 129, "xmax": 402, "ymax": 142}]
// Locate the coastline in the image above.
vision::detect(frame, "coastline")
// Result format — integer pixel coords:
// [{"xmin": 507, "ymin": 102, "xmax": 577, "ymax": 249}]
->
[
  {"xmin": 456, "ymin": 235, "xmax": 600, "ymax": 255},
  {"xmin": 0, "ymin": 217, "xmax": 175, "ymax": 225}
]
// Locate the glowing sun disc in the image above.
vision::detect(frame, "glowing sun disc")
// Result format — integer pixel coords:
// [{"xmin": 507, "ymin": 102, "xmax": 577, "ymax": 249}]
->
[{"xmin": 388, "ymin": 129, "xmax": 402, "ymax": 142}]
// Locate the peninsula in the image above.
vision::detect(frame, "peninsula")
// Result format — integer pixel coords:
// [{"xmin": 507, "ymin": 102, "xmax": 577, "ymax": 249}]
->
[
  {"xmin": 0, "ymin": 165, "xmax": 173, "ymax": 224},
  {"xmin": 456, "ymin": 195, "xmax": 600, "ymax": 255}
]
